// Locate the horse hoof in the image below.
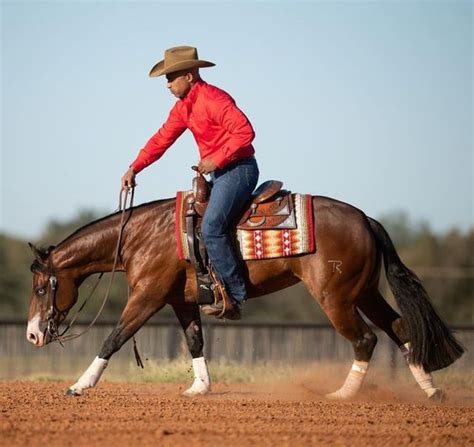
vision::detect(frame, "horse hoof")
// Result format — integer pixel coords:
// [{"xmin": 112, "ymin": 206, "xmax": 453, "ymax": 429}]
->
[
  {"xmin": 182, "ymin": 390, "xmax": 208, "ymax": 397},
  {"xmin": 182, "ymin": 387, "xmax": 210, "ymax": 397},
  {"xmin": 65, "ymin": 388, "xmax": 82, "ymax": 397},
  {"xmin": 325, "ymin": 390, "xmax": 355, "ymax": 401},
  {"xmin": 428, "ymin": 389, "xmax": 445, "ymax": 403},
  {"xmin": 325, "ymin": 392, "xmax": 344, "ymax": 401}
]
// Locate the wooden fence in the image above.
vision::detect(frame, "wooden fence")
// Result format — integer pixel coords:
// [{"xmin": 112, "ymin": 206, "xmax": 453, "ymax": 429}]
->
[{"xmin": 1, "ymin": 320, "xmax": 472, "ymax": 379}]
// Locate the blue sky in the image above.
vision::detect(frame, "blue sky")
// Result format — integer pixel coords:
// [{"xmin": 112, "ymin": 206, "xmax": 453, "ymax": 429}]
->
[{"xmin": 1, "ymin": 0, "xmax": 472, "ymax": 239}]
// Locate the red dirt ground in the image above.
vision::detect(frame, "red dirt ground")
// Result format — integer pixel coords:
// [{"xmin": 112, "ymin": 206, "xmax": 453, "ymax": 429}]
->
[{"xmin": 0, "ymin": 381, "xmax": 472, "ymax": 446}]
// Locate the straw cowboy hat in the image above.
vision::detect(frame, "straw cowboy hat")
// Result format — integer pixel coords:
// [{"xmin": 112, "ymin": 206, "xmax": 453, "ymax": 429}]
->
[{"xmin": 149, "ymin": 46, "xmax": 215, "ymax": 77}]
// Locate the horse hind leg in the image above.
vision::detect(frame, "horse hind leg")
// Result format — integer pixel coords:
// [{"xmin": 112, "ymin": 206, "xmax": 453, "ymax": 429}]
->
[
  {"xmin": 323, "ymin": 304, "xmax": 378, "ymax": 400},
  {"xmin": 357, "ymin": 290, "xmax": 444, "ymax": 401},
  {"xmin": 299, "ymin": 267, "xmax": 377, "ymax": 400}
]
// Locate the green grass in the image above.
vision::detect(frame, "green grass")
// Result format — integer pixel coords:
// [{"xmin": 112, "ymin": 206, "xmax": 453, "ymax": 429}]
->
[
  {"xmin": 2, "ymin": 357, "xmax": 309, "ymax": 384},
  {"xmin": 111, "ymin": 358, "xmax": 302, "ymax": 384}
]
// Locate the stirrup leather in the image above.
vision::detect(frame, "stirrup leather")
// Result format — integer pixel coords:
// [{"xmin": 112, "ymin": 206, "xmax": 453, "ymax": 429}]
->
[{"xmin": 208, "ymin": 268, "xmax": 234, "ymax": 318}]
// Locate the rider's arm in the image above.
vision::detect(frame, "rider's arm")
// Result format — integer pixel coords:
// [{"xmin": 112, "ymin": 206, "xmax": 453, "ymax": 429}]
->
[
  {"xmin": 209, "ymin": 94, "xmax": 255, "ymax": 169},
  {"xmin": 130, "ymin": 103, "xmax": 187, "ymax": 173}
]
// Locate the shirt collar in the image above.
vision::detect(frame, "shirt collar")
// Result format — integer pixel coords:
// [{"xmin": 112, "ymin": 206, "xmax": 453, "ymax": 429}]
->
[{"xmin": 182, "ymin": 79, "xmax": 205, "ymax": 104}]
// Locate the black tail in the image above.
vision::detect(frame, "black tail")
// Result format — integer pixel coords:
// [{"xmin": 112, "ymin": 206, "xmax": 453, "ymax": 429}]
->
[{"xmin": 368, "ymin": 217, "xmax": 464, "ymax": 372}]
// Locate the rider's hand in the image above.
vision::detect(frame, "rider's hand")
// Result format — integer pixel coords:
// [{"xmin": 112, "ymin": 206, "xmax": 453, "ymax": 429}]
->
[
  {"xmin": 197, "ymin": 157, "xmax": 217, "ymax": 175},
  {"xmin": 121, "ymin": 167, "xmax": 136, "ymax": 191}
]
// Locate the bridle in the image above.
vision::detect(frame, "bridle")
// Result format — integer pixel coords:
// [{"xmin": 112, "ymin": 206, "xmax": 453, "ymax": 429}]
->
[
  {"xmin": 41, "ymin": 187, "xmax": 134, "ymax": 345},
  {"xmin": 45, "ymin": 272, "xmax": 65, "ymax": 342},
  {"xmin": 43, "ymin": 260, "xmax": 105, "ymax": 344}
]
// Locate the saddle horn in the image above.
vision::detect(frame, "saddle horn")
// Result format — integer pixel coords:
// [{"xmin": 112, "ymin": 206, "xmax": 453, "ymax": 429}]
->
[
  {"xmin": 191, "ymin": 166, "xmax": 211, "ymax": 210},
  {"xmin": 191, "ymin": 165, "xmax": 205, "ymax": 178}
]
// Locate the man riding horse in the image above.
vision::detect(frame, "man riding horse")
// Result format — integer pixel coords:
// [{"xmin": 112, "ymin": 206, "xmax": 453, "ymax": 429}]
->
[{"xmin": 121, "ymin": 46, "xmax": 259, "ymax": 320}]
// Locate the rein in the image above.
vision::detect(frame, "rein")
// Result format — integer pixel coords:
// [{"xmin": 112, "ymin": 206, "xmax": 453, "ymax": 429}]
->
[{"xmin": 45, "ymin": 188, "xmax": 135, "ymax": 344}]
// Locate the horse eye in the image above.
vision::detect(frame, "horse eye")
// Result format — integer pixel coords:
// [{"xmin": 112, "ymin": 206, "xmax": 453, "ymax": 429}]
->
[{"xmin": 36, "ymin": 288, "xmax": 46, "ymax": 297}]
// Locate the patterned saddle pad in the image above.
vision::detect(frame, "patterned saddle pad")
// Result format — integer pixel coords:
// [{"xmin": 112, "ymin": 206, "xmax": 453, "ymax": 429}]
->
[{"xmin": 175, "ymin": 192, "xmax": 315, "ymax": 261}]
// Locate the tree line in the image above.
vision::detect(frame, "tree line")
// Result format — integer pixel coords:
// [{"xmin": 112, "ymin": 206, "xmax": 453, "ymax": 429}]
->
[{"xmin": 1, "ymin": 209, "xmax": 472, "ymax": 324}]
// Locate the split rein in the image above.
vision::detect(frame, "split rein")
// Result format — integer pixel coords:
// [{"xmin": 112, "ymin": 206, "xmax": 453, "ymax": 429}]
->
[{"xmin": 45, "ymin": 188, "xmax": 135, "ymax": 346}]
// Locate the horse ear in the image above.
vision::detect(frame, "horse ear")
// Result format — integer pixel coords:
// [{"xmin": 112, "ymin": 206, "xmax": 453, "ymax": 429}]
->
[{"xmin": 28, "ymin": 242, "xmax": 45, "ymax": 262}]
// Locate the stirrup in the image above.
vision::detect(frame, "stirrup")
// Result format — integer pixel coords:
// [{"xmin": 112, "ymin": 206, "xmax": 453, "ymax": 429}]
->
[
  {"xmin": 207, "ymin": 268, "xmax": 234, "ymax": 318},
  {"xmin": 201, "ymin": 301, "xmax": 242, "ymax": 321}
]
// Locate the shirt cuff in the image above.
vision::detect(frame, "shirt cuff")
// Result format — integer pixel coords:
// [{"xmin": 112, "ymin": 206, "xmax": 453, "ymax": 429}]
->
[{"xmin": 130, "ymin": 160, "xmax": 144, "ymax": 174}]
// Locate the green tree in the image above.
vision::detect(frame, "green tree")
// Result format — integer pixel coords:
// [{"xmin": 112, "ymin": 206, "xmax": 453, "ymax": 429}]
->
[{"xmin": 0, "ymin": 234, "xmax": 35, "ymax": 316}]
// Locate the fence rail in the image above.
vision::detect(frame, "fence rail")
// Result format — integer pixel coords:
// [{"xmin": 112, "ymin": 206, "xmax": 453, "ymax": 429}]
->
[{"xmin": 1, "ymin": 320, "xmax": 472, "ymax": 380}]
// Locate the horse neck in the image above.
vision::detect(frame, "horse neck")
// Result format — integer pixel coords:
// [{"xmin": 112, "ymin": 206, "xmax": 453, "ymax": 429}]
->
[{"xmin": 50, "ymin": 218, "xmax": 121, "ymax": 277}]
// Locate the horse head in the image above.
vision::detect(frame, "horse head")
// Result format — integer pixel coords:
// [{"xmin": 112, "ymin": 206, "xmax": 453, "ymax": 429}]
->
[{"xmin": 26, "ymin": 243, "xmax": 79, "ymax": 347}]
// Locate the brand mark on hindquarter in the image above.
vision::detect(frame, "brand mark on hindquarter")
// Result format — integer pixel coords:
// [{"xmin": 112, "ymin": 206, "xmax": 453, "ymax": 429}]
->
[{"xmin": 328, "ymin": 260, "xmax": 343, "ymax": 274}]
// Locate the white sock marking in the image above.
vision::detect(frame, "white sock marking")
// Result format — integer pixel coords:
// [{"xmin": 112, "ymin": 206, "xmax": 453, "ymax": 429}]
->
[
  {"xmin": 69, "ymin": 356, "xmax": 108, "ymax": 395},
  {"xmin": 183, "ymin": 357, "xmax": 211, "ymax": 397},
  {"xmin": 402, "ymin": 343, "xmax": 439, "ymax": 397},
  {"xmin": 326, "ymin": 360, "xmax": 369, "ymax": 400}
]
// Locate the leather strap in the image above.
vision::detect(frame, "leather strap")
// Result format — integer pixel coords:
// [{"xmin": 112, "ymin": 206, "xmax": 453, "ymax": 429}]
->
[
  {"xmin": 186, "ymin": 213, "xmax": 202, "ymax": 273},
  {"xmin": 208, "ymin": 267, "xmax": 233, "ymax": 316}
]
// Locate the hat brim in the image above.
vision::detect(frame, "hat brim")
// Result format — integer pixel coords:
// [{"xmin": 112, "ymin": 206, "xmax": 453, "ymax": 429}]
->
[{"xmin": 149, "ymin": 59, "xmax": 215, "ymax": 77}]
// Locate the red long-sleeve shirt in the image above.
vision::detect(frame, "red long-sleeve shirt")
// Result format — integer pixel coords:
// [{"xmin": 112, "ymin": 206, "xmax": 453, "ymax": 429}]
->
[{"xmin": 130, "ymin": 80, "xmax": 255, "ymax": 173}]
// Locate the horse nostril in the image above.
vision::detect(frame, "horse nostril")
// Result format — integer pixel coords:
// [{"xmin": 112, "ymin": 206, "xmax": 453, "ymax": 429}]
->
[{"xmin": 28, "ymin": 332, "xmax": 38, "ymax": 343}]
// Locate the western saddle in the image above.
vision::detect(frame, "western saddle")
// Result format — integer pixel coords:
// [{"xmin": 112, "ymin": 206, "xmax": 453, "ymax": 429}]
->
[{"xmin": 184, "ymin": 166, "xmax": 294, "ymax": 308}]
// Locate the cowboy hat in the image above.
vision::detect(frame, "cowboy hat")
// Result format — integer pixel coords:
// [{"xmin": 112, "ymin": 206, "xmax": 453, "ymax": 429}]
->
[{"xmin": 149, "ymin": 46, "xmax": 215, "ymax": 78}]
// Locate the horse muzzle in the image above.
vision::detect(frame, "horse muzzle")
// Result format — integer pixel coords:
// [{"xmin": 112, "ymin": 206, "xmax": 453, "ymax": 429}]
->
[{"xmin": 26, "ymin": 313, "xmax": 49, "ymax": 347}]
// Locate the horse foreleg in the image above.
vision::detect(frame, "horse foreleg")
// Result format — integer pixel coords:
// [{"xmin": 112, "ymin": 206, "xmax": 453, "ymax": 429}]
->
[
  {"xmin": 66, "ymin": 356, "xmax": 108, "ymax": 396},
  {"xmin": 172, "ymin": 302, "xmax": 211, "ymax": 397},
  {"xmin": 66, "ymin": 290, "xmax": 164, "ymax": 396}
]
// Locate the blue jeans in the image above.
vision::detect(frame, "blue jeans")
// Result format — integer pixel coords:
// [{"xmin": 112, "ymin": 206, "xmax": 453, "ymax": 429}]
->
[{"xmin": 202, "ymin": 156, "xmax": 259, "ymax": 304}]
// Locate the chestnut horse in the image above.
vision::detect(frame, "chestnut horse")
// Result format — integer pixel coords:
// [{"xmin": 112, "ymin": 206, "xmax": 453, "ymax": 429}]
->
[{"xmin": 26, "ymin": 195, "xmax": 463, "ymax": 400}]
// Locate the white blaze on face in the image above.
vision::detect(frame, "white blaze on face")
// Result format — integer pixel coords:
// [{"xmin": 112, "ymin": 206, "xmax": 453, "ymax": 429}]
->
[{"xmin": 26, "ymin": 313, "xmax": 45, "ymax": 347}]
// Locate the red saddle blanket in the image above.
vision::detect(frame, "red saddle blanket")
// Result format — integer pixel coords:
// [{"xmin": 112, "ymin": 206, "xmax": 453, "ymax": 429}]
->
[{"xmin": 175, "ymin": 191, "xmax": 315, "ymax": 261}]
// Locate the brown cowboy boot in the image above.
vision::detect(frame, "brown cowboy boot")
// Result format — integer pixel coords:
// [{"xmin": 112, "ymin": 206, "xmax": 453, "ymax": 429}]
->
[
  {"xmin": 201, "ymin": 301, "xmax": 242, "ymax": 320},
  {"xmin": 201, "ymin": 268, "xmax": 242, "ymax": 320}
]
